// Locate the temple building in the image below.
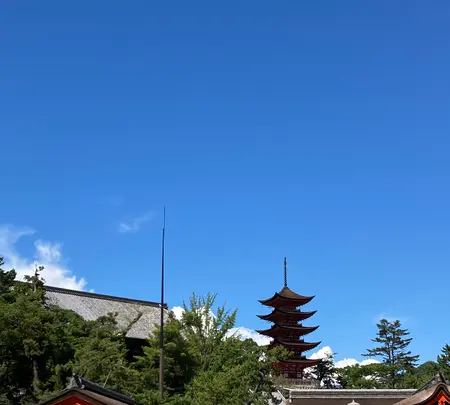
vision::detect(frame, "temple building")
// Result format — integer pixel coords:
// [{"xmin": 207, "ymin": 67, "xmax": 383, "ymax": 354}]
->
[
  {"xmin": 44, "ymin": 285, "xmax": 168, "ymax": 358},
  {"xmin": 257, "ymin": 257, "xmax": 321, "ymax": 379}
]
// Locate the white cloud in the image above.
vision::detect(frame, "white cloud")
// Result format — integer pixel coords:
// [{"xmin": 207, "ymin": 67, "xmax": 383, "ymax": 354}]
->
[
  {"xmin": 307, "ymin": 345, "xmax": 379, "ymax": 368},
  {"xmin": 309, "ymin": 345, "xmax": 334, "ymax": 360},
  {"xmin": 171, "ymin": 306, "xmax": 184, "ymax": 320},
  {"xmin": 118, "ymin": 212, "xmax": 153, "ymax": 233},
  {"xmin": 0, "ymin": 224, "xmax": 86, "ymax": 290},
  {"xmin": 227, "ymin": 326, "xmax": 272, "ymax": 346}
]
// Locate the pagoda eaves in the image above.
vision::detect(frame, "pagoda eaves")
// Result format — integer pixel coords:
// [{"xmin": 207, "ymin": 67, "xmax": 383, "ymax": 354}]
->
[
  {"xmin": 256, "ymin": 324, "xmax": 319, "ymax": 338},
  {"xmin": 257, "ymin": 257, "xmax": 322, "ymax": 379},
  {"xmin": 270, "ymin": 339, "xmax": 321, "ymax": 352},
  {"xmin": 258, "ymin": 286, "xmax": 314, "ymax": 308},
  {"xmin": 257, "ymin": 308, "xmax": 317, "ymax": 322}
]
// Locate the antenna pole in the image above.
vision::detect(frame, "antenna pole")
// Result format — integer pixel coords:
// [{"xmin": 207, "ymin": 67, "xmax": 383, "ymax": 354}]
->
[
  {"xmin": 159, "ymin": 207, "xmax": 166, "ymax": 399},
  {"xmin": 284, "ymin": 257, "xmax": 287, "ymax": 287}
]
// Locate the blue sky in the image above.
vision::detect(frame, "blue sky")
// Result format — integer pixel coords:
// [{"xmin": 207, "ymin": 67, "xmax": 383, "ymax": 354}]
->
[{"xmin": 1, "ymin": 1, "xmax": 450, "ymax": 364}]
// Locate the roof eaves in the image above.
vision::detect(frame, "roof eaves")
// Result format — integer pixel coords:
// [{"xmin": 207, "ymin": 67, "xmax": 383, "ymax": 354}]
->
[{"xmin": 44, "ymin": 285, "xmax": 168, "ymax": 308}]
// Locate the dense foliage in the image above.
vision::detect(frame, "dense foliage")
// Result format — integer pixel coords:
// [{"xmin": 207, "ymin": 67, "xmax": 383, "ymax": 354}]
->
[
  {"xmin": 0, "ymin": 259, "xmax": 286, "ymax": 404},
  {"xmin": 1, "ymin": 257, "xmax": 449, "ymax": 403}
]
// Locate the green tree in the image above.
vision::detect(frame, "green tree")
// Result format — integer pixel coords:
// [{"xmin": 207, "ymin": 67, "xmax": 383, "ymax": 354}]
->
[
  {"xmin": 180, "ymin": 293, "xmax": 285, "ymax": 404},
  {"xmin": 305, "ymin": 351, "xmax": 335, "ymax": 388},
  {"xmin": 137, "ymin": 292, "xmax": 286, "ymax": 405},
  {"xmin": 135, "ymin": 312, "xmax": 196, "ymax": 398},
  {"xmin": 70, "ymin": 314, "xmax": 140, "ymax": 397},
  {"xmin": 437, "ymin": 344, "xmax": 450, "ymax": 380},
  {"xmin": 0, "ymin": 260, "xmax": 133, "ymax": 402},
  {"xmin": 0, "ymin": 257, "xmax": 16, "ymax": 297},
  {"xmin": 362, "ymin": 319, "xmax": 419, "ymax": 388},
  {"xmin": 0, "ymin": 263, "xmax": 54, "ymax": 401},
  {"xmin": 337, "ymin": 363, "xmax": 389, "ymax": 389},
  {"xmin": 402, "ymin": 361, "xmax": 440, "ymax": 388}
]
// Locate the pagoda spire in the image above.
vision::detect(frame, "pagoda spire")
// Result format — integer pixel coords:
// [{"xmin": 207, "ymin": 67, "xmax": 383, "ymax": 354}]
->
[{"xmin": 284, "ymin": 257, "xmax": 287, "ymax": 287}]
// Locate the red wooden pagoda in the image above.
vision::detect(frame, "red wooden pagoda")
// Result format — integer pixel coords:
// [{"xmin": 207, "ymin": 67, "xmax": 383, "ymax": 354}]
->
[{"xmin": 257, "ymin": 257, "xmax": 321, "ymax": 379}]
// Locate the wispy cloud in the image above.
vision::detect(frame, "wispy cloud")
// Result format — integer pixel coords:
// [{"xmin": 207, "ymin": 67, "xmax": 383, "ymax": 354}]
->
[
  {"xmin": 0, "ymin": 224, "xmax": 86, "ymax": 290},
  {"xmin": 118, "ymin": 211, "xmax": 153, "ymax": 234}
]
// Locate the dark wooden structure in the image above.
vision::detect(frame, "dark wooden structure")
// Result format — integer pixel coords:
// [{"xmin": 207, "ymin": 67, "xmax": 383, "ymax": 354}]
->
[{"xmin": 257, "ymin": 257, "xmax": 321, "ymax": 379}]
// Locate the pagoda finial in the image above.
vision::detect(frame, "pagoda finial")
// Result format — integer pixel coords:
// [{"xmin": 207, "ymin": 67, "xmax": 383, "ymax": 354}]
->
[{"xmin": 284, "ymin": 257, "xmax": 287, "ymax": 287}]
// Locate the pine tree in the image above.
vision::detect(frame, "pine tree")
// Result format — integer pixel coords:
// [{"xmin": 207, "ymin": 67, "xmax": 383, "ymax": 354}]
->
[
  {"xmin": 362, "ymin": 319, "xmax": 419, "ymax": 388},
  {"xmin": 437, "ymin": 344, "xmax": 450, "ymax": 380}
]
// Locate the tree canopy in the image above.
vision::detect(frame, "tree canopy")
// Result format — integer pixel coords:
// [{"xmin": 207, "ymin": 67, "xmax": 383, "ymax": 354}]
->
[
  {"xmin": 1, "ymin": 257, "xmax": 449, "ymax": 402},
  {"xmin": 0, "ymin": 259, "xmax": 286, "ymax": 404}
]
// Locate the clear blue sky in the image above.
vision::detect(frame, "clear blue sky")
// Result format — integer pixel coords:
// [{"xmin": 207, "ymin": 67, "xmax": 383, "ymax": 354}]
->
[{"xmin": 1, "ymin": 1, "xmax": 450, "ymax": 364}]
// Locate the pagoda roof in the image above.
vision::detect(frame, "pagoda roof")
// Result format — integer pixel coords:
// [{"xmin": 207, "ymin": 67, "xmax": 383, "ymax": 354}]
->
[
  {"xmin": 259, "ymin": 286, "xmax": 314, "ymax": 307},
  {"xmin": 256, "ymin": 324, "xmax": 319, "ymax": 338},
  {"xmin": 271, "ymin": 339, "xmax": 321, "ymax": 352},
  {"xmin": 257, "ymin": 308, "xmax": 317, "ymax": 322}
]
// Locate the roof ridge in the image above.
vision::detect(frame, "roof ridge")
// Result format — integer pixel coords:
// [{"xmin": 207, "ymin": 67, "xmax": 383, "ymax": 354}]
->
[
  {"xmin": 69, "ymin": 374, "xmax": 136, "ymax": 404},
  {"xmin": 45, "ymin": 285, "xmax": 167, "ymax": 308}
]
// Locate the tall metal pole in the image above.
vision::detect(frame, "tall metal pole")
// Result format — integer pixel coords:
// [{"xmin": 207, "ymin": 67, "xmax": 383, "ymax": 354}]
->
[{"xmin": 159, "ymin": 207, "xmax": 166, "ymax": 398}]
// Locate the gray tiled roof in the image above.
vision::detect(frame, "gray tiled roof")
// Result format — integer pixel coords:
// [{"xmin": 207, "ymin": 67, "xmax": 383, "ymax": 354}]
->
[{"xmin": 45, "ymin": 286, "xmax": 168, "ymax": 340}]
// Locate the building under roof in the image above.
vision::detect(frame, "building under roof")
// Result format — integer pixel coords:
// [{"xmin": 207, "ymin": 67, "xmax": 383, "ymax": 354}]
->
[
  {"xmin": 45, "ymin": 285, "xmax": 168, "ymax": 340},
  {"xmin": 280, "ymin": 388, "xmax": 415, "ymax": 405}
]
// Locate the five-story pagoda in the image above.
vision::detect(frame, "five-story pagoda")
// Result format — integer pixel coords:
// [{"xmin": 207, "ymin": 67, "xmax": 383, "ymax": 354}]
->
[{"xmin": 257, "ymin": 258, "xmax": 321, "ymax": 379}]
